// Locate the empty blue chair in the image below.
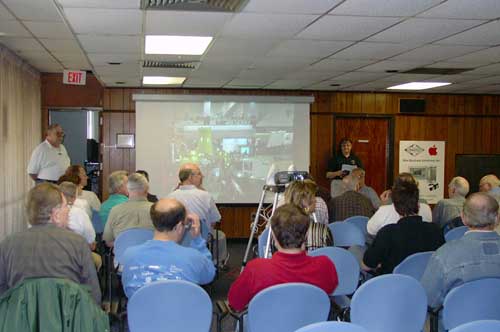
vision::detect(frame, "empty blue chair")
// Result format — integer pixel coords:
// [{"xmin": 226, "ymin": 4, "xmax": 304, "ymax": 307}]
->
[
  {"xmin": 444, "ymin": 226, "xmax": 468, "ymax": 242},
  {"xmin": 114, "ymin": 228, "xmax": 154, "ymax": 264},
  {"xmin": 450, "ymin": 320, "xmax": 500, "ymax": 332},
  {"xmin": 350, "ymin": 274, "xmax": 427, "ymax": 332},
  {"xmin": 295, "ymin": 321, "xmax": 369, "ymax": 332},
  {"xmin": 91, "ymin": 210, "xmax": 104, "ymax": 234},
  {"xmin": 258, "ymin": 227, "xmax": 272, "ymax": 258},
  {"xmin": 344, "ymin": 216, "xmax": 369, "ymax": 237},
  {"xmin": 393, "ymin": 251, "xmax": 434, "ymax": 281},
  {"xmin": 247, "ymin": 283, "xmax": 330, "ymax": 332},
  {"xmin": 328, "ymin": 222, "xmax": 365, "ymax": 247},
  {"xmin": 180, "ymin": 218, "xmax": 210, "ymax": 247},
  {"xmin": 128, "ymin": 280, "xmax": 212, "ymax": 332},
  {"xmin": 309, "ymin": 247, "xmax": 360, "ymax": 307},
  {"xmin": 442, "ymin": 278, "xmax": 500, "ymax": 331}
]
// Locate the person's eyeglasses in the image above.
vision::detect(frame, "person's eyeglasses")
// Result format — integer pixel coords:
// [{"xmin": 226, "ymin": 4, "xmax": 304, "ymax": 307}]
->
[{"xmin": 56, "ymin": 131, "xmax": 65, "ymax": 137}]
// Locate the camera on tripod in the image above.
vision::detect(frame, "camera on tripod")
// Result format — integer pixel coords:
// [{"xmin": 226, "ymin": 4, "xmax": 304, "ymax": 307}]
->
[{"xmin": 274, "ymin": 171, "xmax": 310, "ymax": 185}]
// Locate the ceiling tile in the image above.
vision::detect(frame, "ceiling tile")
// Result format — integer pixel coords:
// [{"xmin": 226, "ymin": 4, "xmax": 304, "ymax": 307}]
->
[
  {"xmin": 23, "ymin": 21, "xmax": 73, "ymax": 39},
  {"xmin": 330, "ymin": 42, "xmax": 414, "ymax": 60},
  {"xmin": 332, "ymin": 71, "xmax": 393, "ymax": 81},
  {"xmin": 238, "ymin": 69, "xmax": 289, "ymax": 80},
  {"xmin": 145, "ymin": 11, "xmax": 232, "ymax": 36},
  {"xmin": 40, "ymin": 38, "xmax": 81, "ymax": 52},
  {"xmin": 190, "ymin": 67, "xmax": 241, "ymax": 80},
  {"xmin": 62, "ymin": 60, "xmax": 91, "ymax": 70},
  {"xmin": 251, "ymin": 56, "xmax": 315, "ymax": 71},
  {"xmin": 63, "ymin": 8, "xmax": 142, "ymax": 35},
  {"xmin": 58, "ymin": 0, "xmax": 140, "ymax": 9},
  {"xmin": 267, "ymin": 39, "xmax": 352, "ymax": 58},
  {"xmin": 243, "ymin": 0, "xmax": 342, "ymax": 14},
  {"xmin": 418, "ymin": 0, "xmax": 500, "ymax": 19},
  {"xmin": 297, "ymin": 16, "xmax": 401, "ymax": 41},
  {"xmin": 357, "ymin": 60, "xmax": 433, "ymax": 72},
  {"xmin": 390, "ymin": 45, "xmax": 484, "ymax": 62},
  {"xmin": 205, "ymin": 38, "xmax": 280, "ymax": 57},
  {"xmin": 28, "ymin": 58, "xmax": 63, "ymax": 72},
  {"xmin": 0, "ymin": 3, "xmax": 15, "ymax": 20},
  {"xmin": 183, "ymin": 78, "xmax": 228, "ymax": 88},
  {"xmin": 93, "ymin": 63, "xmax": 140, "ymax": 76},
  {"xmin": 16, "ymin": 50, "xmax": 53, "ymax": 62},
  {"xmin": 3, "ymin": 0, "xmax": 62, "ymax": 21},
  {"xmin": 376, "ymin": 73, "xmax": 440, "ymax": 83},
  {"xmin": 448, "ymin": 75, "xmax": 500, "ymax": 85},
  {"xmin": 441, "ymin": 46, "xmax": 500, "ymax": 66},
  {"xmin": 331, "ymin": 0, "xmax": 441, "ymax": 16},
  {"xmin": 0, "ymin": 37, "xmax": 44, "ymax": 51},
  {"xmin": 284, "ymin": 70, "xmax": 344, "ymax": 81},
  {"xmin": 422, "ymin": 73, "xmax": 487, "ymax": 83},
  {"xmin": 87, "ymin": 53, "xmax": 140, "ymax": 66},
  {"xmin": 367, "ymin": 18, "xmax": 484, "ymax": 44},
  {"xmin": 0, "ymin": 20, "xmax": 31, "ymax": 37},
  {"xmin": 437, "ymin": 20, "xmax": 500, "ymax": 46},
  {"xmin": 308, "ymin": 58, "xmax": 374, "ymax": 72},
  {"xmin": 225, "ymin": 78, "xmax": 274, "ymax": 87},
  {"xmin": 78, "ymin": 35, "xmax": 141, "ymax": 53},
  {"xmin": 142, "ymin": 67, "xmax": 193, "ymax": 77},
  {"xmin": 220, "ymin": 13, "xmax": 316, "ymax": 38},
  {"xmin": 465, "ymin": 63, "xmax": 500, "ymax": 75},
  {"xmin": 52, "ymin": 51, "xmax": 87, "ymax": 62},
  {"xmin": 265, "ymin": 79, "xmax": 318, "ymax": 89}
]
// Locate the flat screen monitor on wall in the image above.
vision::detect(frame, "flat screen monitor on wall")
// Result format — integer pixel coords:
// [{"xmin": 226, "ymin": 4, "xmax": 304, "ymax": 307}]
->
[{"xmin": 134, "ymin": 94, "xmax": 313, "ymax": 204}]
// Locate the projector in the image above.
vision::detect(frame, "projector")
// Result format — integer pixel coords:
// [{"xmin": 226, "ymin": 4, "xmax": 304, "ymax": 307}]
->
[{"xmin": 274, "ymin": 171, "xmax": 310, "ymax": 185}]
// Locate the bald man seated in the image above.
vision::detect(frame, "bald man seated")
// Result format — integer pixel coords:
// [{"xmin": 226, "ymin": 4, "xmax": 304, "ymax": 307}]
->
[{"xmin": 121, "ymin": 198, "xmax": 215, "ymax": 298}]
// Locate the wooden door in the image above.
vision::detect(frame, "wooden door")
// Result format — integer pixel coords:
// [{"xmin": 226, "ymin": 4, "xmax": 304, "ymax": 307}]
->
[{"xmin": 334, "ymin": 117, "xmax": 391, "ymax": 195}]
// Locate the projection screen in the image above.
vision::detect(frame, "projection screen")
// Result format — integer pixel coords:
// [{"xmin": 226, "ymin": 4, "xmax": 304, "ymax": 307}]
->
[{"xmin": 134, "ymin": 94, "xmax": 313, "ymax": 204}]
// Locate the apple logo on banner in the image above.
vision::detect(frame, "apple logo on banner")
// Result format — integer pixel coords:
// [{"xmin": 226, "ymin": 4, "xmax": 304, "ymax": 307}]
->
[{"xmin": 428, "ymin": 145, "xmax": 438, "ymax": 156}]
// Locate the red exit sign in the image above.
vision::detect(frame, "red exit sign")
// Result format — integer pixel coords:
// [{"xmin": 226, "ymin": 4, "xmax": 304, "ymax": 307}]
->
[{"xmin": 63, "ymin": 70, "xmax": 86, "ymax": 85}]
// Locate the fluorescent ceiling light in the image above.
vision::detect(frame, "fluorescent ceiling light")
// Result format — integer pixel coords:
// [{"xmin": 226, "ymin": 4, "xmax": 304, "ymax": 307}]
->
[
  {"xmin": 143, "ymin": 76, "xmax": 186, "ymax": 85},
  {"xmin": 145, "ymin": 35, "xmax": 213, "ymax": 55},
  {"xmin": 387, "ymin": 82, "xmax": 451, "ymax": 90}
]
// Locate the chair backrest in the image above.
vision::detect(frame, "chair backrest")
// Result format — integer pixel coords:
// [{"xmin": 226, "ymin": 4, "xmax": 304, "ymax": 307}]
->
[
  {"xmin": 247, "ymin": 283, "xmax": 330, "ymax": 332},
  {"xmin": 294, "ymin": 321, "xmax": 369, "ymax": 332},
  {"xmin": 127, "ymin": 280, "xmax": 212, "ymax": 332},
  {"xmin": 443, "ymin": 216, "xmax": 464, "ymax": 234},
  {"xmin": 393, "ymin": 251, "xmax": 434, "ymax": 281},
  {"xmin": 444, "ymin": 225, "xmax": 468, "ymax": 242},
  {"xmin": 91, "ymin": 210, "xmax": 104, "ymax": 234},
  {"xmin": 114, "ymin": 228, "xmax": 154, "ymax": 263},
  {"xmin": 442, "ymin": 278, "xmax": 500, "ymax": 331},
  {"xmin": 328, "ymin": 222, "xmax": 365, "ymax": 247},
  {"xmin": 180, "ymin": 219, "xmax": 210, "ymax": 247},
  {"xmin": 449, "ymin": 320, "xmax": 500, "ymax": 332},
  {"xmin": 343, "ymin": 216, "xmax": 369, "ymax": 236},
  {"xmin": 309, "ymin": 247, "xmax": 360, "ymax": 296},
  {"xmin": 350, "ymin": 274, "xmax": 427, "ymax": 332}
]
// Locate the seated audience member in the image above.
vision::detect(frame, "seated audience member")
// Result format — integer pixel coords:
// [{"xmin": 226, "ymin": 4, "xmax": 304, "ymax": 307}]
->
[
  {"xmin": 228, "ymin": 204, "xmax": 338, "ymax": 311},
  {"xmin": 103, "ymin": 173, "xmax": 154, "ymax": 247},
  {"xmin": 328, "ymin": 174, "xmax": 374, "ymax": 222},
  {"xmin": 432, "ymin": 176, "xmax": 469, "ymax": 228},
  {"xmin": 57, "ymin": 174, "xmax": 92, "ymax": 218},
  {"xmin": 422, "ymin": 192, "xmax": 500, "ymax": 309},
  {"xmin": 136, "ymin": 170, "xmax": 158, "ymax": 203},
  {"xmin": 379, "ymin": 172, "xmax": 428, "ymax": 205},
  {"xmin": 479, "ymin": 174, "xmax": 500, "ymax": 203},
  {"xmin": 367, "ymin": 173, "xmax": 432, "ymax": 237},
  {"xmin": 284, "ymin": 180, "xmax": 333, "ymax": 250},
  {"xmin": 65, "ymin": 165, "xmax": 101, "ymax": 214},
  {"xmin": 121, "ymin": 198, "xmax": 215, "ymax": 298},
  {"xmin": 362, "ymin": 180, "xmax": 444, "ymax": 275},
  {"xmin": 351, "ymin": 168, "xmax": 381, "ymax": 209},
  {"xmin": 330, "ymin": 179, "xmax": 345, "ymax": 199},
  {"xmin": 99, "ymin": 170, "xmax": 128, "ymax": 225},
  {"xmin": 0, "ymin": 183, "xmax": 100, "ymax": 303}
]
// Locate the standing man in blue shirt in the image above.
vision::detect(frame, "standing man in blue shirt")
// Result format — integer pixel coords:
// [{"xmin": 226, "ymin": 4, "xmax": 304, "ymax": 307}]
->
[{"xmin": 121, "ymin": 198, "xmax": 215, "ymax": 298}]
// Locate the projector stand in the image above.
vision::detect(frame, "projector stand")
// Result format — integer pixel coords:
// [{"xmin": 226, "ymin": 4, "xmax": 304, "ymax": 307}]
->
[{"xmin": 241, "ymin": 184, "xmax": 285, "ymax": 271}]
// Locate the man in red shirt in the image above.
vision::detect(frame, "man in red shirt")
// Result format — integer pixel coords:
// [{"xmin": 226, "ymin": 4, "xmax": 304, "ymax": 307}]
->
[{"xmin": 228, "ymin": 204, "xmax": 338, "ymax": 311}]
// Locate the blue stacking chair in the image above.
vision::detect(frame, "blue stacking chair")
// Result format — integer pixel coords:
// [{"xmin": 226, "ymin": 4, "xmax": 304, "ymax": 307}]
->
[
  {"xmin": 328, "ymin": 222, "xmax": 365, "ymax": 248},
  {"xmin": 246, "ymin": 283, "xmax": 330, "ymax": 332},
  {"xmin": 393, "ymin": 251, "xmax": 434, "ymax": 281},
  {"xmin": 128, "ymin": 280, "xmax": 212, "ymax": 332},
  {"xmin": 91, "ymin": 210, "xmax": 104, "ymax": 234},
  {"xmin": 350, "ymin": 274, "xmax": 427, "ymax": 332},
  {"xmin": 309, "ymin": 247, "xmax": 360, "ymax": 308},
  {"xmin": 444, "ymin": 226, "xmax": 468, "ymax": 242},
  {"xmin": 258, "ymin": 227, "xmax": 272, "ymax": 258},
  {"xmin": 114, "ymin": 228, "xmax": 154, "ymax": 263},
  {"xmin": 450, "ymin": 320, "xmax": 500, "ymax": 332},
  {"xmin": 294, "ymin": 321, "xmax": 369, "ymax": 332},
  {"xmin": 442, "ymin": 278, "xmax": 500, "ymax": 331},
  {"xmin": 344, "ymin": 216, "xmax": 369, "ymax": 238}
]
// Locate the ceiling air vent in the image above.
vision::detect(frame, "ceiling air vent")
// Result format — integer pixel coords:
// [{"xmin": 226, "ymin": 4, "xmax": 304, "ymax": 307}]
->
[
  {"xmin": 402, "ymin": 67, "xmax": 473, "ymax": 75},
  {"xmin": 141, "ymin": 0, "xmax": 249, "ymax": 12},
  {"xmin": 142, "ymin": 60, "xmax": 200, "ymax": 70}
]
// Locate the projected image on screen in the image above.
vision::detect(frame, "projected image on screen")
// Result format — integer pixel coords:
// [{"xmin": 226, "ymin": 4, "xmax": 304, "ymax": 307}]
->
[{"xmin": 136, "ymin": 99, "xmax": 310, "ymax": 203}]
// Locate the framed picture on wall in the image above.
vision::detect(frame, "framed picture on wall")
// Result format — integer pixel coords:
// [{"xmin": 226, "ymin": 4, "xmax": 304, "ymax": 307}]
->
[{"xmin": 116, "ymin": 133, "xmax": 135, "ymax": 148}]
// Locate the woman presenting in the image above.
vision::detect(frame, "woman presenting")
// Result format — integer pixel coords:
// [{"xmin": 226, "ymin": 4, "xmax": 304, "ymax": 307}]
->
[{"xmin": 326, "ymin": 138, "xmax": 363, "ymax": 179}]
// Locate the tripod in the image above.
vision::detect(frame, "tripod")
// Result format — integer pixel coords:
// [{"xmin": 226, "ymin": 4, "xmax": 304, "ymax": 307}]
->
[{"xmin": 241, "ymin": 184, "xmax": 286, "ymax": 270}]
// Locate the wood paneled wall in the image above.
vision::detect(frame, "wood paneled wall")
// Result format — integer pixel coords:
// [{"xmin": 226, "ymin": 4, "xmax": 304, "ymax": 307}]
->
[
  {"xmin": 41, "ymin": 79, "xmax": 500, "ymax": 238},
  {"xmin": 1, "ymin": 46, "xmax": 41, "ymax": 240}
]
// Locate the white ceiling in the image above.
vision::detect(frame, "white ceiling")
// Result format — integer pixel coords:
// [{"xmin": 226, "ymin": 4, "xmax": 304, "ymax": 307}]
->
[{"xmin": 1, "ymin": 0, "xmax": 500, "ymax": 94}]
